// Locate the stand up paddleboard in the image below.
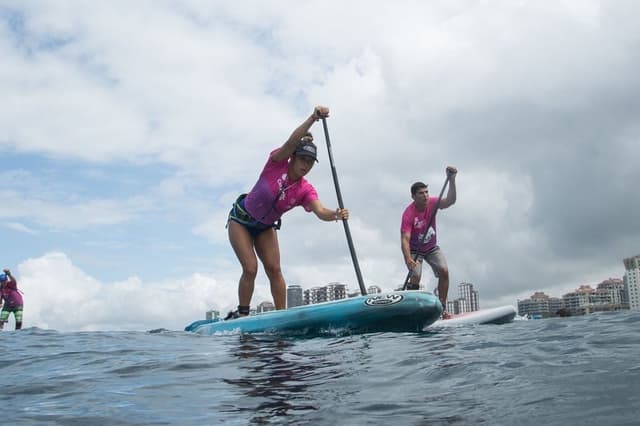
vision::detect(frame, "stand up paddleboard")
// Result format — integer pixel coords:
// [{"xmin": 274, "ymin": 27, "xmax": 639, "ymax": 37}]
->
[
  {"xmin": 185, "ymin": 291, "xmax": 442, "ymax": 336},
  {"xmin": 433, "ymin": 305, "xmax": 517, "ymax": 327}
]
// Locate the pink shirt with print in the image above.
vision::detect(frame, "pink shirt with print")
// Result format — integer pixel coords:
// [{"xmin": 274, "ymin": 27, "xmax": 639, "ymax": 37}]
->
[
  {"xmin": 401, "ymin": 197, "xmax": 439, "ymax": 254},
  {"xmin": 244, "ymin": 149, "xmax": 318, "ymax": 225}
]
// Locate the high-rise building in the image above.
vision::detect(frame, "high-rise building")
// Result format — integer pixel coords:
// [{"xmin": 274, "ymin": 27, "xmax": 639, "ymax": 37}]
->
[
  {"xmin": 446, "ymin": 299, "xmax": 459, "ymax": 315},
  {"xmin": 446, "ymin": 282, "xmax": 479, "ymax": 314},
  {"xmin": 458, "ymin": 282, "xmax": 479, "ymax": 312},
  {"xmin": 287, "ymin": 284, "xmax": 304, "ymax": 308},
  {"xmin": 624, "ymin": 255, "xmax": 640, "ymax": 310}
]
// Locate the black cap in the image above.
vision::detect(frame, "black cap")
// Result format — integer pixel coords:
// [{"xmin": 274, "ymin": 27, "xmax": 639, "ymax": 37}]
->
[{"xmin": 294, "ymin": 141, "xmax": 319, "ymax": 163}]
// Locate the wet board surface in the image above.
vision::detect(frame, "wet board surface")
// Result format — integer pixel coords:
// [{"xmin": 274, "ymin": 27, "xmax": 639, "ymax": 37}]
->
[{"xmin": 185, "ymin": 291, "xmax": 443, "ymax": 336}]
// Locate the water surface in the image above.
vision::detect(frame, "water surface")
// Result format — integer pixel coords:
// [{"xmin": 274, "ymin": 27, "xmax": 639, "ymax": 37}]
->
[{"xmin": 2, "ymin": 311, "xmax": 639, "ymax": 425}]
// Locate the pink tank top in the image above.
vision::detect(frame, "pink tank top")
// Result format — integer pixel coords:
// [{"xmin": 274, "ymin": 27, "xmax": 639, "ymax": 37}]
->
[{"xmin": 243, "ymin": 149, "xmax": 318, "ymax": 225}]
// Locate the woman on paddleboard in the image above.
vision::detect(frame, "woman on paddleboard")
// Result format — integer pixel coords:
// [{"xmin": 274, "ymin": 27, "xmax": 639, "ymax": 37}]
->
[{"xmin": 226, "ymin": 106, "xmax": 349, "ymax": 318}]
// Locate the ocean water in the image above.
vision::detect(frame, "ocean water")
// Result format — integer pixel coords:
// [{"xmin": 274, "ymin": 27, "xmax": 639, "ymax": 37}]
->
[{"xmin": 1, "ymin": 311, "xmax": 639, "ymax": 425}]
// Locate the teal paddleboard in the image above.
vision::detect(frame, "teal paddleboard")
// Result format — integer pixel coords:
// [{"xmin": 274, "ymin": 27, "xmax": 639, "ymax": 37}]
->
[{"xmin": 185, "ymin": 291, "xmax": 442, "ymax": 336}]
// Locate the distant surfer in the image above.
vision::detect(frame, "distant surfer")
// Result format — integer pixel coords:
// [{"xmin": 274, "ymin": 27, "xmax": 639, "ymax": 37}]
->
[
  {"xmin": 401, "ymin": 167, "xmax": 457, "ymax": 318},
  {"xmin": 0, "ymin": 268, "xmax": 23, "ymax": 330},
  {"xmin": 226, "ymin": 106, "xmax": 349, "ymax": 318}
]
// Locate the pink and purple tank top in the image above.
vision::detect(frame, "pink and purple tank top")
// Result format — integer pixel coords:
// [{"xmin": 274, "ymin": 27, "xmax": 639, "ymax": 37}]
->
[{"xmin": 243, "ymin": 149, "xmax": 318, "ymax": 225}]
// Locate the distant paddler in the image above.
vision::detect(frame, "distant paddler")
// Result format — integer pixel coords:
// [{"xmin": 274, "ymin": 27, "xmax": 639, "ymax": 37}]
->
[{"xmin": 0, "ymin": 268, "xmax": 24, "ymax": 330}]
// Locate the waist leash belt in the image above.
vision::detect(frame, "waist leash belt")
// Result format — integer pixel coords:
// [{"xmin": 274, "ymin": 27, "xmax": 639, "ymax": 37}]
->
[{"xmin": 228, "ymin": 194, "xmax": 281, "ymax": 230}]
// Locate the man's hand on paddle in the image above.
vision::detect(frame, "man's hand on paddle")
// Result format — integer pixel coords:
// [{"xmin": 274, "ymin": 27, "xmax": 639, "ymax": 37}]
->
[
  {"xmin": 405, "ymin": 256, "xmax": 418, "ymax": 271},
  {"xmin": 446, "ymin": 166, "xmax": 457, "ymax": 177}
]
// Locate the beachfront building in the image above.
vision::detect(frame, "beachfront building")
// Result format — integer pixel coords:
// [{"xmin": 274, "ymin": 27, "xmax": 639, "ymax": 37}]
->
[
  {"xmin": 561, "ymin": 279, "xmax": 628, "ymax": 315},
  {"xmin": 257, "ymin": 301, "xmax": 275, "ymax": 313},
  {"xmin": 563, "ymin": 285, "xmax": 595, "ymax": 315},
  {"xmin": 594, "ymin": 278, "xmax": 626, "ymax": 311},
  {"xmin": 367, "ymin": 285, "xmax": 382, "ymax": 294},
  {"xmin": 296, "ymin": 283, "xmax": 350, "ymax": 305},
  {"xmin": 305, "ymin": 286, "xmax": 328, "ymax": 304},
  {"xmin": 624, "ymin": 254, "xmax": 640, "ymax": 310},
  {"xmin": 347, "ymin": 289, "xmax": 362, "ymax": 298},
  {"xmin": 326, "ymin": 282, "xmax": 348, "ymax": 301},
  {"xmin": 287, "ymin": 284, "xmax": 304, "ymax": 308},
  {"xmin": 517, "ymin": 291, "xmax": 564, "ymax": 318},
  {"xmin": 206, "ymin": 309, "xmax": 221, "ymax": 321}
]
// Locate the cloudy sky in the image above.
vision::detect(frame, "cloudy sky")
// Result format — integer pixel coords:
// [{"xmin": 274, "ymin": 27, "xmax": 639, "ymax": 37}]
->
[{"xmin": 1, "ymin": 1, "xmax": 638, "ymax": 332}]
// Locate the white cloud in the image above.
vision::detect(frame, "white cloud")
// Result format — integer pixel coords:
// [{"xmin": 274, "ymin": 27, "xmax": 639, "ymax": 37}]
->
[
  {"xmin": 0, "ymin": 189, "xmax": 153, "ymax": 231},
  {"xmin": 3, "ymin": 221, "xmax": 37, "ymax": 235},
  {"xmin": 17, "ymin": 252, "xmax": 272, "ymax": 331}
]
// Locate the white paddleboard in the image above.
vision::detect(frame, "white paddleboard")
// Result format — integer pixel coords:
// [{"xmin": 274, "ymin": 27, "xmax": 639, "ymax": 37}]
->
[{"xmin": 432, "ymin": 305, "xmax": 517, "ymax": 327}]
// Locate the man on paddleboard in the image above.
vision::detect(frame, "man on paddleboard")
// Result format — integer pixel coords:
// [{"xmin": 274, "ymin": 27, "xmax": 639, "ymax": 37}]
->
[
  {"xmin": 401, "ymin": 167, "xmax": 457, "ymax": 318},
  {"xmin": 226, "ymin": 106, "xmax": 349, "ymax": 318}
]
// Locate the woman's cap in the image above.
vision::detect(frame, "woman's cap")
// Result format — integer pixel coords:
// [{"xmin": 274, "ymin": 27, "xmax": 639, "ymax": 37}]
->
[
  {"xmin": 295, "ymin": 140, "xmax": 319, "ymax": 163},
  {"xmin": 0, "ymin": 273, "xmax": 6, "ymax": 282}
]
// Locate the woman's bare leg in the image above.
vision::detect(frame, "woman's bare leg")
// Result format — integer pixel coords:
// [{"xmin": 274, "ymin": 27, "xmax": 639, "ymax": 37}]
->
[
  {"xmin": 228, "ymin": 221, "xmax": 258, "ymax": 312},
  {"xmin": 255, "ymin": 229, "xmax": 286, "ymax": 309}
]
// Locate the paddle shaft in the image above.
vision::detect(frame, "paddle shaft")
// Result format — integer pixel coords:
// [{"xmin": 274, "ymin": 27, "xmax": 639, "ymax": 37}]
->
[
  {"xmin": 401, "ymin": 174, "xmax": 451, "ymax": 290},
  {"xmin": 321, "ymin": 117, "xmax": 367, "ymax": 296}
]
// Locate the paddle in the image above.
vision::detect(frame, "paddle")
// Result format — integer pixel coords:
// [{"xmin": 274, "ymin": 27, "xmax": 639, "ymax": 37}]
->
[
  {"xmin": 321, "ymin": 117, "xmax": 367, "ymax": 296},
  {"xmin": 401, "ymin": 173, "xmax": 451, "ymax": 291}
]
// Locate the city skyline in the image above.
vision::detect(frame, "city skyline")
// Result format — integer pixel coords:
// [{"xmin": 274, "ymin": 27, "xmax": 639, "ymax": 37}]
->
[
  {"xmin": 252, "ymin": 254, "xmax": 640, "ymax": 315},
  {"xmin": 518, "ymin": 254, "xmax": 640, "ymax": 317}
]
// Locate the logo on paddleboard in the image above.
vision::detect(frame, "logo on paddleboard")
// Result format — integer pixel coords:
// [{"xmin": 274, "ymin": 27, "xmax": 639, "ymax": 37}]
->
[{"xmin": 364, "ymin": 294, "xmax": 404, "ymax": 306}]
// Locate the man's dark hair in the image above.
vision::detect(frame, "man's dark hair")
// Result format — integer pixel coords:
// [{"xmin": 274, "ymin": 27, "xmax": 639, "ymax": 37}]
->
[{"xmin": 411, "ymin": 181, "xmax": 428, "ymax": 196}]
